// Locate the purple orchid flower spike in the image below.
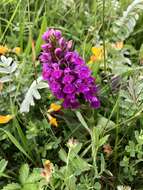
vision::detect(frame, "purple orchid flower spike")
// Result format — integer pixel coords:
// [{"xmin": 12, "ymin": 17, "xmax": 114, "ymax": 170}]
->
[{"xmin": 39, "ymin": 28, "xmax": 100, "ymax": 109}]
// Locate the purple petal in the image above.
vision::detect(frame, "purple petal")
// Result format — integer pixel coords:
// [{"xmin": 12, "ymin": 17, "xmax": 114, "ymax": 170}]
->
[
  {"xmin": 39, "ymin": 53, "xmax": 51, "ymax": 63},
  {"xmin": 78, "ymin": 66, "xmax": 91, "ymax": 79},
  {"xmin": 63, "ymin": 84, "xmax": 75, "ymax": 94},
  {"xmin": 90, "ymin": 96, "xmax": 100, "ymax": 108},
  {"xmin": 62, "ymin": 75, "xmax": 74, "ymax": 84},
  {"xmin": 55, "ymin": 30, "xmax": 62, "ymax": 39},
  {"xmin": 50, "ymin": 82, "xmax": 61, "ymax": 92},
  {"xmin": 55, "ymin": 48, "xmax": 63, "ymax": 58},
  {"xmin": 52, "ymin": 69, "xmax": 63, "ymax": 79}
]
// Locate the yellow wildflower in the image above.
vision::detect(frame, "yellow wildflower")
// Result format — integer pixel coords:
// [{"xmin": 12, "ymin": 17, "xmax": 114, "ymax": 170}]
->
[
  {"xmin": 0, "ymin": 45, "xmax": 9, "ymax": 55},
  {"xmin": 112, "ymin": 41, "xmax": 123, "ymax": 50},
  {"xmin": 88, "ymin": 46, "xmax": 104, "ymax": 64},
  {"xmin": 47, "ymin": 113, "xmax": 58, "ymax": 127},
  {"xmin": 92, "ymin": 46, "xmax": 104, "ymax": 60},
  {"xmin": 0, "ymin": 115, "xmax": 13, "ymax": 124},
  {"xmin": 41, "ymin": 160, "xmax": 53, "ymax": 183},
  {"xmin": 48, "ymin": 103, "xmax": 61, "ymax": 113},
  {"xmin": 13, "ymin": 47, "xmax": 21, "ymax": 55},
  {"xmin": 89, "ymin": 55, "xmax": 97, "ymax": 62}
]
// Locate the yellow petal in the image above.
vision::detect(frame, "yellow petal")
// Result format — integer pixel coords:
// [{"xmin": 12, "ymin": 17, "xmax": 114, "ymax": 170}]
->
[
  {"xmin": 90, "ymin": 55, "xmax": 97, "ymax": 62},
  {"xmin": 47, "ymin": 114, "xmax": 58, "ymax": 127},
  {"xmin": 91, "ymin": 47, "xmax": 104, "ymax": 60},
  {"xmin": 49, "ymin": 117, "xmax": 58, "ymax": 127},
  {"xmin": 0, "ymin": 45, "xmax": 9, "ymax": 55},
  {"xmin": 48, "ymin": 103, "xmax": 61, "ymax": 112},
  {"xmin": 13, "ymin": 47, "xmax": 21, "ymax": 55},
  {"xmin": 0, "ymin": 115, "xmax": 13, "ymax": 124},
  {"xmin": 44, "ymin": 160, "xmax": 53, "ymax": 173}
]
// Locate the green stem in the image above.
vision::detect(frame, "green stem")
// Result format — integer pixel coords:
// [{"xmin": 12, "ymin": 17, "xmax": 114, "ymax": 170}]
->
[
  {"xmin": 65, "ymin": 148, "xmax": 71, "ymax": 189},
  {"xmin": 92, "ymin": 147, "xmax": 98, "ymax": 177},
  {"xmin": 103, "ymin": 0, "xmax": 106, "ymax": 73},
  {"xmin": 113, "ymin": 99, "xmax": 119, "ymax": 168}
]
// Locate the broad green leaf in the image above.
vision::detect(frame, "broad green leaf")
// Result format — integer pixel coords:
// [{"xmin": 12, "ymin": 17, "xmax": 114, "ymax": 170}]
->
[
  {"xmin": 94, "ymin": 182, "xmax": 101, "ymax": 190},
  {"xmin": 19, "ymin": 164, "xmax": 29, "ymax": 185},
  {"xmin": 72, "ymin": 156, "xmax": 90, "ymax": 175},
  {"xmin": 21, "ymin": 184, "xmax": 38, "ymax": 190},
  {"xmin": 96, "ymin": 115, "xmax": 115, "ymax": 130},
  {"xmin": 59, "ymin": 148, "xmax": 67, "ymax": 163},
  {"xmin": 26, "ymin": 168, "xmax": 42, "ymax": 183},
  {"xmin": 2, "ymin": 183, "xmax": 21, "ymax": 190}
]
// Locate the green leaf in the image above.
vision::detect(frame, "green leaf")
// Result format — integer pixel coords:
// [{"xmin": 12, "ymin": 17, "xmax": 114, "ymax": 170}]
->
[
  {"xmin": 0, "ymin": 128, "xmax": 34, "ymax": 163},
  {"xmin": 94, "ymin": 182, "xmax": 101, "ymax": 190},
  {"xmin": 19, "ymin": 164, "xmax": 29, "ymax": 185},
  {"xmin": 2, "ymin": 183, "xmax": 21, "ymax": 190},
  {"xmin": 69, "ymin": 143, "xmax": 82, "ymax": 160},
  {"xmin": 98, "ymin": 135, "xmax": 109, "ymax": 147},
  {"xmin": 96, "ymin": 115, "xmax": 115, "ymax": 130},
  {"xmin": 35, "ymin": 15, "xmax": 47, "ymax": 55},
  {"xmin": 59, "ymin": 148, "xmax": 67, "ymax": 163},
  {"xmin": 0, "ymin": 159, "xmax": 8, "ymax": 173},
  {"xmin": 26, "ymin": 168, "xmax": 42, "ymax": 183},
  {"xmin": 112, "ymin": 0, "xmax": 143, "ymax": 40},
  {"xmin": 21, "ymin": 184, "xmax": 38, "ymax": 190},
  {"xmin": 20, "ymin": 76, "xmax": 49, "ymax": 113},
  {"xmin": 75, "ymin": 111, "xmax": 90, "ymax": 134},
  {"xmin": 99, "ymin": 154, "xmax": 106, "ymax": 175},
  {"xmin": 72, "ymin": 156, "xmax": 90, "ymax": 175}
]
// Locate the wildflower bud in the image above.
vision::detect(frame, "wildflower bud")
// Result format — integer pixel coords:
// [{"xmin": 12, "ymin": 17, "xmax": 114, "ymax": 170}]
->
[
  {"xmin": 67, "ymin": 138, "xmax": 78, "ymax": 149},
  {"xmin": 39, "ymin": 52, "xmax": 51, "ymax": 63},
  {"xmin": 55, "ymin": 48, "xmax": 62, "ymax": 58},
  {"xmin": 59, "ymin": 37, "xmax": 66, "ymax": 49},
  {"xmin": 41, "ymin": 43, "xmax": 52, "ymax": 51},
  {"xmin": 67, "ymin": 40, "xmax": 73, "ymax": 50},
  {"xmin": 54, "ymin": 30, "xmax": 62, "ymax": 39},
  {"xmin": 41, "ymin": 160, "xmax": 53, "ymax": 183}
]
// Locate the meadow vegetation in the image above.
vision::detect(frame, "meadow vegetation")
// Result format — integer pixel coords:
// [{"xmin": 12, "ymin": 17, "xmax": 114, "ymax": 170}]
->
[{"xmin": 1, "ymin": 0, "xmax": 143, "ymax": 189}]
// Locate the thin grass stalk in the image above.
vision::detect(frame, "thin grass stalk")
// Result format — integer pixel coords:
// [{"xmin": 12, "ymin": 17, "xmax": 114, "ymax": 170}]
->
[{"xmin": 102, "ymin": 0, "xmax": 106, "ymax": 73}]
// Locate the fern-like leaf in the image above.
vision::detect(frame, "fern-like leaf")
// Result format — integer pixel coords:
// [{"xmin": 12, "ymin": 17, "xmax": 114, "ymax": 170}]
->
[
  {"xmin": 0, "ymin": 55, "xmax": 17, "ymax": 83},
  {"xmin": 20, "ymin": 76, "xmax": 49, "ymax": 113},
  {"xmin": 112, "ymin": 0, "xmax": 143, "ymax": 40}
]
